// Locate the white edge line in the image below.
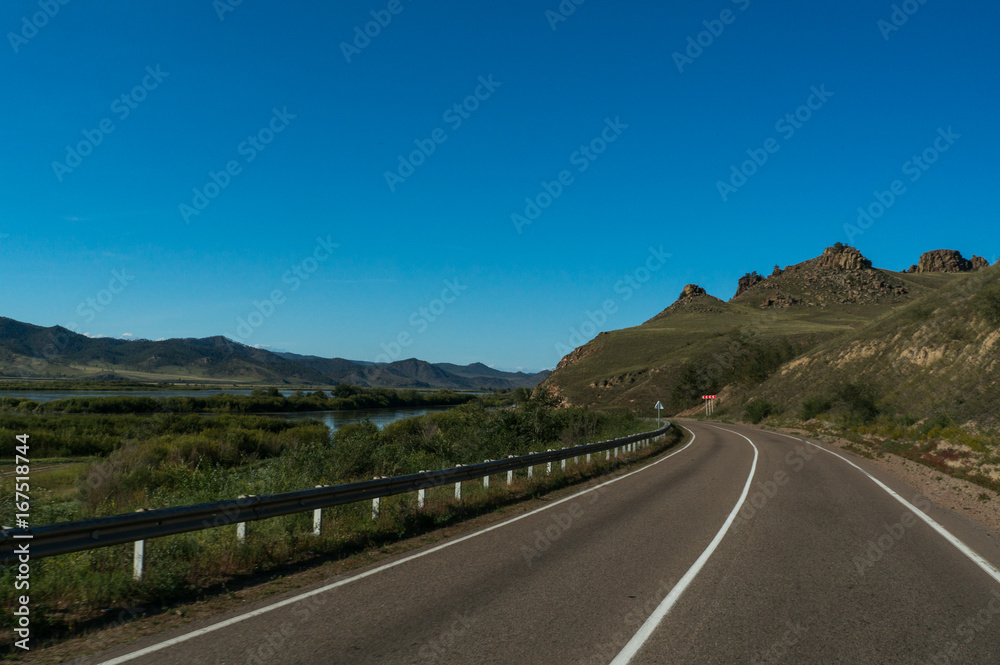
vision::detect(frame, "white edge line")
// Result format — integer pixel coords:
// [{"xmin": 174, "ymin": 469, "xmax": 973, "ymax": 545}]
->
[
  {"xmin": 609, "ymin": 425, "xmax": 759, "ymax": 665},
  {"xmin": 768, "ymin": 430, "xmax": 1000, "ymax": 586},
  {"xmin": 96, "ymin": 428, "xmax": 698, "ymax": 665}
]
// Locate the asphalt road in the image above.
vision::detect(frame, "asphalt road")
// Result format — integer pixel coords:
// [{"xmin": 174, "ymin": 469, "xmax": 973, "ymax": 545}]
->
[{"xmin": 83, "ymin": 422, "xmax": 1000, "ymax": 664}]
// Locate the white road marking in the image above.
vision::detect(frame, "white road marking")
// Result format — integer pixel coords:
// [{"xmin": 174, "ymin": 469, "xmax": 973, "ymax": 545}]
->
[
  {"xmin": 771, "ymin": 430, "xmax": 1000, "ymax": 586},
  {"xmin": 609, "ymin": 426, "xmax": 759, "ymax": 665},
  {"xmin": 94, "ymin": 430, "xmax": 698, "ymax": 665}
]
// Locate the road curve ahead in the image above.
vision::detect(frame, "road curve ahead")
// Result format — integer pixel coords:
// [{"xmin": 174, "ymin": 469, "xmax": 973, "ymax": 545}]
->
[{"xmin": 81, "ymin": 422, "xmax": 1000, "ymax": 665}]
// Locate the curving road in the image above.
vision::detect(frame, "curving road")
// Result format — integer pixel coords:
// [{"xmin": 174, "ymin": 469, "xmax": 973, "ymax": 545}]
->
[{"xmin": 82, "ymin": 422, "xmax": 1000, "ymax": 664}]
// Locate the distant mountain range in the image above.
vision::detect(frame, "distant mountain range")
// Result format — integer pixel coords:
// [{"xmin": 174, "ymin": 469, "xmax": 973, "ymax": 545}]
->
[{"xmin": 0, "ymin": 317, "xmax": 549, "ymax": 390}]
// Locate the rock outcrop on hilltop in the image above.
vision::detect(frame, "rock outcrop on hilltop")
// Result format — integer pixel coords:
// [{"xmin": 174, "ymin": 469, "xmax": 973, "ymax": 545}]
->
[
  {"xmin": 906, "ymin": 249, "xmax": 989, "ymax": 273},
  {"xmin": 644, "ymin": 284, "xmax": 729, "ymax": 323},
  {"xmin": 667, "ymin": 284, "xmax": 729, "ymax": 312},
  {"xmin": 733, "ymin": 271, "xmax": 764, "ymax": 298},
  {"xmin": 760, "ymin": 293, "xmax": 801, "ymax": 308},
  {"xmin": 814, "ymin": 244, "xmax": 873, "ymax": 271},
  {"xmin": 679, "ymin": 284, "xmax": 706, "ymax": 299},
  {"xmin": 729, "ymin": 244, "xmax": 907, "ymax": 308}
]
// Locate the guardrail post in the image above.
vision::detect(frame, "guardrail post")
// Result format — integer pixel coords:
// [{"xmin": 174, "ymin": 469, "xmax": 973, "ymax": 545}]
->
[
  {"xmin": 455, "ymin": 466, "xmax": 462, "ymax": 500},
  {"xmin": 586, "ymin": 452, "xmax": 591, "ymax": 463},
  {"xmin": 546, "ymin": 450, "xmax": 553, "ymax": 474},
  {"xmin": 561, "ymin": 449, "xmax": 567, "ymax": 471},
  {"xmin": 236, "ymin": 495, "xmax": 253, "ymax": 544},
  {"xmin": 528, "ymin": 457, "xmax": 534, "ymax": 479},
  {"xmin": 507, "ymin": 456, "xmax": 514, "ymax": 485},
  {"xmin": 133, "ymin": 508, "xmax": 147, "ymax": 581},
  {"xmin": 483, "ymin": 461, "xmax": 491, "ymax": 489},
  {"xmin": 312, "ymin": 485, "xmax": 324, "ymax": 536},
  {"xmin": 605, "ymin": 449, "xmax": 610, "ymax": 460},
  {"xmin": 418, "ymin": 472, "xmax": 426, "ymax": 509},
  {"xmin": 133, "ymin": 539, "xmax": 145, "ymax": 581},
  {"xmin": 372, "ymin": 479, "xmax": 380, "ymax": 520}
]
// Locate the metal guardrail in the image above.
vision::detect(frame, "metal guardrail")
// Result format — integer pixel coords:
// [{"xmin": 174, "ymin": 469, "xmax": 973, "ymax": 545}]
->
[{"xmin": 0, "ymin": 423, "xmax": 671, "ymax": 570}]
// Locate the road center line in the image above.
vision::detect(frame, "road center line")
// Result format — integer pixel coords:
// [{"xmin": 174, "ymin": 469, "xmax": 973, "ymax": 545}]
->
[
  {"xmin": 609, "ymin": 425, "xmax": 759, "ymax": 665},
  {"xmin": 95, "ymin": 429, "xmax": 699, "ymax": 665},
  {"xmin": 770, "ymin": 430, "xmax": 1000, "ymax": 586}
]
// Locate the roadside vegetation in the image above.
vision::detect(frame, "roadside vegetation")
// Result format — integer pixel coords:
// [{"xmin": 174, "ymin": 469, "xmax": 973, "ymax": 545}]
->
[
  {"xmin": 0, "ymin": 387, "xmax": 676, "ymax": 648},
  {"xmin": 706, "ymin": 380, "xmax": 1000, "ymax": 496},
  {"xmin": 1, "ymin": 384, "xmax": 475, "ymax": 418}
]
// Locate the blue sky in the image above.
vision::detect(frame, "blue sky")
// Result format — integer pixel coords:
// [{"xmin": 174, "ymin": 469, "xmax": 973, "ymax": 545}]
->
[{"xmin": 2, "ymin": 0, "xmax": 998, "ymax": 371}]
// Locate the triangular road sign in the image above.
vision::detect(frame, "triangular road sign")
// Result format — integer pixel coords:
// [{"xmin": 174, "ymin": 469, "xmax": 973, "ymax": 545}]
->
[{"xmin": 654, "ymin": 401, "xmax": 663, "ymax": 409}]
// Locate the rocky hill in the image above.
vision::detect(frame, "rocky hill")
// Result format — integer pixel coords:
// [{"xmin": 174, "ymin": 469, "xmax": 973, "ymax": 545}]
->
[
  {"xmin": 542, "ymin": 245, "xmax": 999, "ymax": 426},
  {"xmin": 905, "ymin": 249, "xmax": 990, "ymax": 274},
  {"xmin": 729, "ymin": 244, "xmax": 909, "ymax": 308},
  {"xmin": 745, "ymin": 264, "xmax": 1000, "ymax": 427}
]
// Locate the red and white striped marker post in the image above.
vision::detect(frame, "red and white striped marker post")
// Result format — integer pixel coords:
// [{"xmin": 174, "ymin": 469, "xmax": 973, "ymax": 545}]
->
[{"xmin": 702, "ymin": 395, "xmax": 717, "ymax": 416}]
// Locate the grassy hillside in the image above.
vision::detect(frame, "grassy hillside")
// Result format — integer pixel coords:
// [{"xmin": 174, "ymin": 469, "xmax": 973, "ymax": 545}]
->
[
  {"xmin": 740, "ymin": 265, "xmax": 1000, "ymax": 428},
  {"xmin": 543, "ymin": 246, "xmax": 997, "ymax": 427}
]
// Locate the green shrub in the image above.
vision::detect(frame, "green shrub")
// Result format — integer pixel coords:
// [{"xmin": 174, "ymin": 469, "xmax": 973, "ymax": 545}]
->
[
  {"xmin": 669, "ymin": 362, "xmax": 718, "ymax": 412},
  {"xmin": 834, "ymin": 381, "xmax": 880, "ymax": 424},
  {"xmin": 744, "ymin": 399, "xmax": 775, "ymax": 424},
  {"xmin": 799, "ymin": 395, "xmax": 832, "ymax": 420},
  {"xmin": 919, "ymin": 412, "xmax": 955, "ymax": 437},
  {"xmin": 974, "ymin": 285, "xmax": 1000, "ymax": 326}
]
